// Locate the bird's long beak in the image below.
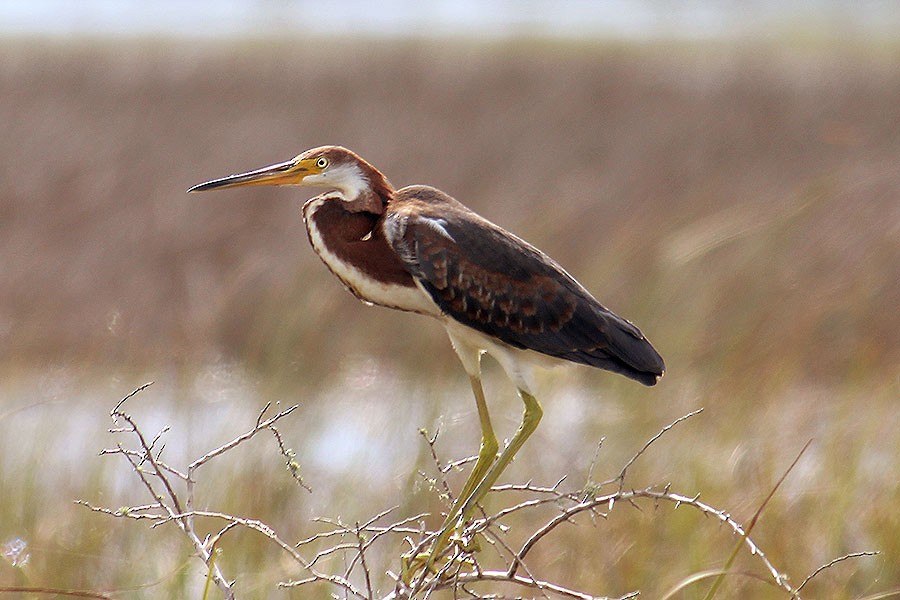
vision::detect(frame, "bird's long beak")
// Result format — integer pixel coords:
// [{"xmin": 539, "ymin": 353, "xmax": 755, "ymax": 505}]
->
[{"xmin": 188, "ymin": 157, "xmax": 311, "ymax": 193}]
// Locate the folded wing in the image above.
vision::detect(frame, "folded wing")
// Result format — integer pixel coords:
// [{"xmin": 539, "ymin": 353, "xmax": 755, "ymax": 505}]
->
[{"xmin": 385, "ymin": 186, "xmax": 665, "ymax": 386}]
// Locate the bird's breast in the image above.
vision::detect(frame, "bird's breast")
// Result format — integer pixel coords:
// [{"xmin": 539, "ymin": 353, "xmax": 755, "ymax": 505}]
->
[{"xmin": 303, "ymin": 196, "xmax": 441, "ymax": 316}]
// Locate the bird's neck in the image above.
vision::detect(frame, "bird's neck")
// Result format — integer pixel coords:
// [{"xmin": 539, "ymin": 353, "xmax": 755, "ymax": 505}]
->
[
  {"xmin": 342, "ymin": 188, "xmax": 388, "ymax": 214},
  {"xmin": 333, "ymin": 164, "xmax": 395, "ymax": 215},
  {"xmin": 303, "ymin": 173, "xmax": 402, "ymax": 287}
]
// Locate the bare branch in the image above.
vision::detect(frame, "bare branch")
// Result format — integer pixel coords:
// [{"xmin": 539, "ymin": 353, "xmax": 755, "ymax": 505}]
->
[
  {"xmin": 490, "ymin": 476, "xmax": 567, "ymax": 495},
  {"xmin": 297, "ymin": 512, "xmax": 429, "ymax": 547},
  {"xmin": 611, "ymin": 408, "xmax": 703, "ymax": 492},
  {"xmin": 796, "ymin": 551, "xmax": 880, "ymax": 593},
  {"xmin": 187, "ymin": 403, "xmax": 299, "ymax": 473},
  {"xmin": 98, "ymin": 447, "xmax": 188, "ymax": 480},
  {"xmin": 428, "ymin": 569, "xmax": 638, "ymax": 600},
  {"xmin": 419, "ymin": 426, "xmax": 457, "ymax": 500},
  {"xmin": 356, "ymin": 521, "xmax": 375, "ymax": 600},
  {"xmin": 110, "ymin": 381, "xmax": 154, "ymax": 415}
]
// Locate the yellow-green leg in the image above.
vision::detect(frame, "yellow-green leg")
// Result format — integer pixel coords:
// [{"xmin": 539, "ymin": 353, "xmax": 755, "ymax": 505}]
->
[
  {"xmin": 426, "ymin": 375, "xmax": 499, "ymax": 567},
  {"xmin": 424, "ymin": 387, "xmax": 543, "ymax": 574},
  {"xmin": 458, "ymin": 389, "xmax": 543, "ymax": 520}
]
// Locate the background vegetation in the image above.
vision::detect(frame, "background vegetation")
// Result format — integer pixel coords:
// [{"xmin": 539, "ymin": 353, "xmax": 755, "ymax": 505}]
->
[{"xmin": 0, "ymin": 37, "xmax": 897, "ymax": 598}]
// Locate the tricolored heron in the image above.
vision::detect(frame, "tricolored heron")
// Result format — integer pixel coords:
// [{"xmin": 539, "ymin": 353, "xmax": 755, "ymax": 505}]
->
[{"xmin": 189, "ymin": 146, "xmax": 664, "ymax": 569}]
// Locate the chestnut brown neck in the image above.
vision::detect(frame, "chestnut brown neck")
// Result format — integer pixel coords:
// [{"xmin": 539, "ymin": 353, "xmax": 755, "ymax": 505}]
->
[{"xmin": 334, "ymin": 151, "xmax": 395, "ymax": 215}]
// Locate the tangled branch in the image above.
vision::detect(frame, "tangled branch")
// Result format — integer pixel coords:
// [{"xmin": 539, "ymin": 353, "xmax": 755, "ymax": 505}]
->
[{"xmin": 78, "ymin": 384, "xmax": 882, "ymax": 600}]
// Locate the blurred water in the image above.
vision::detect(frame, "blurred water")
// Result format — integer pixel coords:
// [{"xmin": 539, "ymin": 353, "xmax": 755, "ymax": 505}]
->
[
  {"xmin": 0, "ymin": 367, "xmax": 413, "ymax": 494},
  {"xmin": 1, "ymin": 0, "xmax": 898, "ymax": 40},
  {"xmin": 0, "ymin": 361, "xmax": 638, "ymax": 517}
]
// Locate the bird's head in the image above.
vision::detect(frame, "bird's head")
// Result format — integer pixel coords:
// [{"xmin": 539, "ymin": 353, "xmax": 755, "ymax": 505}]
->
[{"xmin": 188, "ymin": 145, "xmax": 393, "ymax": 214}]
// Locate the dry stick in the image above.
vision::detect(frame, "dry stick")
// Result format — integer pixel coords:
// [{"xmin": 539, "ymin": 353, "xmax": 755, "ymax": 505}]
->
[
  {"xmin": 110, "ymin": 381, "xmax": 154, "ymax": 413},
  {"xmin": 110, "ymin": 391, "xmax": 186, "ymax": 517},
  {"xmin": 479, "ymin": 495, "xmax": 564, "ymax": 536},
  {"xmin": 490, "ymin": 476, "xmax": 567, "ymax": 495},
  {"xmin": 355, "ymin": 521, "xmax": 375, "ymax": 600},
  {"xmin": 76, "ymin": 501, "xmax": 164, "ymax": 520},
  {"xmin": 108, "ymin": 388, "xmax": 236, "ymax": 598},
  {"xmin": 186, "ymin": 403, "xmax": 298, "ymax": 472},
  {"xmin": 584, "ymin": 437, "xmax": 606, "ymax": 488},
  {"xmin": 441, "ymin": 455, "xmax": 478, "ymax": 475},
  {"xmin": 507, "ymin": 494, "xmax": 598, "ymax": 578},
  {"xmin": 796, "ymin": 551, "xmax": 880, "ymax": 593},
  {"xmin": 100, "ymin": 447, "xmax": 188, "ymax": 480},
  {"xmin": 402, "ymin": 408, "xmax": 793, "ymax": 599},
  {"xmin": 185, "ymin": 402, "xmax": 300, "ymax": 533},
  {"xmin": 268, "ymin": 414, "xmax": 311, "ymax": 492},
  {"xmin": 305, "ymin": 515, "xmax": 406, "ymax": 573},
  {"xmin": 187, "ymin": 403, "xmax": 300, "ymax": 480},
  {"xmin": 419, "ymin": 426, "xmax": 457, "ymax": 501},
  {"xmin": 399, "ymin": 430, "xmax": 458, "ymax": 591},
  {"xmin": 129, "ymin": 445, "xmax": 233, "ymax": 598},
  {"xmin": 309, "ymin": 542, "xmax": 359, "ymax": 568},
  {"xmin": 414, "ymin": 409, "xmax": 713, "ymax": 598},
  {"xmin": 115, "ymin": 433, "xmax": 234, "ymax": 599},
  {"xmin": 612, "ymin": 408, "xmax": 704, "ymax": 492},
  {"xmin": 431, "ymin": 570, "xmax": 637, "ymax": 600},
  {"xmin": 141, "ymin": 507, "xmax": 369, "ymax": 599},
  {"xmin": 501, "ymin": 486, "xmax": 793, "ymax": 595},
  {"xmin": 654, "ymin": 489, "xmax": 790, "ymax": 593},
  {"xmin": 94, "ymin": 391, "xmax": 844, "ymax": 600},
  {"xmin": 336, "ymin": 507, "xmax": 404, "ymax": 579},
  {"xmin": 411, "ymin": 434, "xmax": 574, "ymax": 595},
  {"xmin": 100, "ymin": 387, "xmax": 304, "ymax": 600},
  {"xmin": 296, "ymin": 512, "xmax": 428, "ymax": 547},
  {"xmin": 110, "ymin": 383, "xmax": 234, "ymax": 600},
  {"xmin": 506, "ymin": 409, "xmax": 704, "ymax": 577},
  {"xmin": 479, "ymin": 525, "xmax": 553, "ymax": 600}
]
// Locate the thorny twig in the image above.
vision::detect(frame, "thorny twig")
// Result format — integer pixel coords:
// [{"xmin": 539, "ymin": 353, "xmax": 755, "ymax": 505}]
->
[
  {"xmin": 610, "ymin": 408, "xmax": 704, "ymax": 493},
  {"xmin": 82, "ymin": 387, "xmax": 881, "ymax": 600},
  {"xmin": 105, "ymin": 384, "xmax": 234, "ymax": 599},
  {"xmin": 796, "ymin": 551, "xmax": 880, "ymax": 593},
  {"xmin": 82, "ymin": 384, "xmax": 308, "ymax": 600}
]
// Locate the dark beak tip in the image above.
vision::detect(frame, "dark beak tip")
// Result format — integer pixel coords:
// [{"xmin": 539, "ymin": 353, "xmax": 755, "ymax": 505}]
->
[{"xmin": 187, "ymin": 182, "xmax": 214, "ymax": 193}]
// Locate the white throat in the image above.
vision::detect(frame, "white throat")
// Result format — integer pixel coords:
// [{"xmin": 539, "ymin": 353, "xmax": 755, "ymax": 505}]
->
[{"xmin": 307, "ymin": 163, "xmax": 370, "ymax": 201}]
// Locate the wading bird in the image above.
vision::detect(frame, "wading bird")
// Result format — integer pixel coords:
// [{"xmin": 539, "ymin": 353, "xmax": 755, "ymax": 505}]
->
[{"xmin": 189, "ymin": 146, "xmax": 664, "ymax": 570}]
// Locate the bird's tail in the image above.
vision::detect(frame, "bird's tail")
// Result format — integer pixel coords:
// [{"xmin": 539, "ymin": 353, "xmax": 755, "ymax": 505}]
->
[{"xmin": 573, "ymin": 312, "xmax": 664, "ymax": 386}]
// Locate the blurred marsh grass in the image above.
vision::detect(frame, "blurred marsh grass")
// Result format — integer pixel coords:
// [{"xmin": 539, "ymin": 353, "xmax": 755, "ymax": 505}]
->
[
  {"xmin": 0, "ymin": 38, "xmax": 897, "ymax": 598},
  {"xmin": 1, "ymin": 365, "xmax": 895, "ymax": 597}
]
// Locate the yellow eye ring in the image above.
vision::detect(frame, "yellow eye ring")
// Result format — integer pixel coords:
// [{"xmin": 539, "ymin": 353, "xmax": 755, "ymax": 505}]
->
[{"xmin": 315, "ymin": 157, "xmax": 329, "ymax": 169}]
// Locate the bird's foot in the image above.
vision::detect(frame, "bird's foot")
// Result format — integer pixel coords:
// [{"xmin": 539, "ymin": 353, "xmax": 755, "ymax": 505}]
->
[{"xmin": 400, "ymin": 532, "xmax": 481, "ymax": 587}]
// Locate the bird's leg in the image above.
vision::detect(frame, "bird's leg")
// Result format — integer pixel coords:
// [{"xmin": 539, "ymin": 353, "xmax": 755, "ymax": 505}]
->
[
  {"xmin": 410, "ymin": 387, "xmax": 543, "ymax": 585},
  {"xmin": 457, "ymin": 388, "xmax": 543, "ymax": 522},
  {"xmin": 426, "ymin": 375, "xmax": 499, "ymax": 563},
  {"xmin": 454, "ymin": 375, "xmax": 500, "ymax": 522},
  {"xmin": 398, "ymin": 374, "xmax": 499, "ymax": 586}
]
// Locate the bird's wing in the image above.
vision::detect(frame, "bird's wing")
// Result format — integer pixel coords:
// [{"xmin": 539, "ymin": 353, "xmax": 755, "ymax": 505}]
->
[{"xmin": 384, "ymin": 191, "xmax": 664, "ymax": 385}]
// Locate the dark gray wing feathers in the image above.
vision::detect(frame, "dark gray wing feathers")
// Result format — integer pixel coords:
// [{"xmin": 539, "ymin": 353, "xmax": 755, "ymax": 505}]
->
[{"xmin": 386, "ymin": 190, "xmax": 664, "ymax": 386}]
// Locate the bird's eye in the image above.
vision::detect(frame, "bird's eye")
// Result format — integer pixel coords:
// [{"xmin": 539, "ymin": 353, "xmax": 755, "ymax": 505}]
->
[{"xmin": 315, "ymin": 157, "xmax": 329, "ymax": 169}]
